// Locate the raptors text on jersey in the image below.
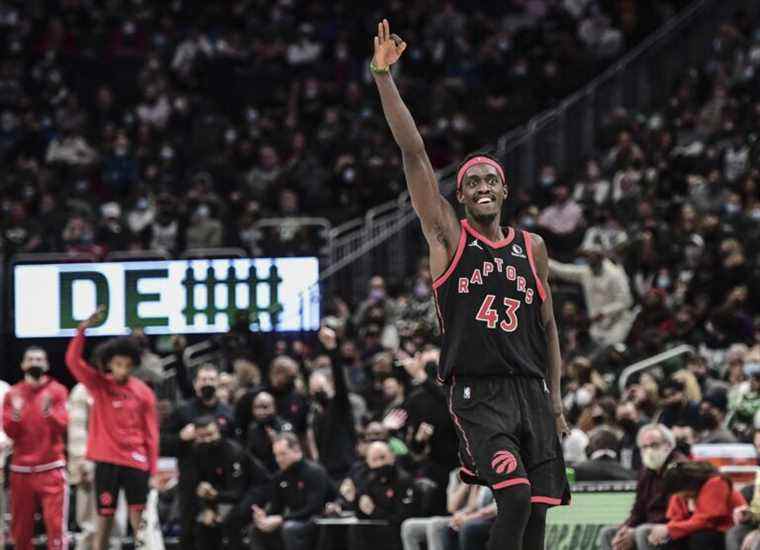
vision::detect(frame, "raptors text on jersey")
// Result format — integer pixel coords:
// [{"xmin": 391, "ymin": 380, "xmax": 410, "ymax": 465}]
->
[{"xmin": 433, "ymin": 219, "xmax": 548, "ymax": 382}]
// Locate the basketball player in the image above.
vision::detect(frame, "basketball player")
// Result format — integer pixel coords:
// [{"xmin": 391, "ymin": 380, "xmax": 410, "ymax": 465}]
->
[{"xmin": 370, "ymin": 19, "xmax": 570, "ymax": 550}]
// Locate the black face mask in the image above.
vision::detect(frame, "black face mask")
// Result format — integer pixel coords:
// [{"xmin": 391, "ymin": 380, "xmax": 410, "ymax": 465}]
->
[
  {"xmin": 257, "ymin": 415, "xmax": 275, "ymax": 426},
  {"xmin": 369, "ymin": 464, "xmax": 395, "ymax": 483},
  {"xmin": 618, "ymin": 418, "xmax": 638, "ymax": 434},
  {"xmin": 200, "ymin": 385, "xmax": 216, "ymax": 401},
  {"xmin": 27, "ymin": 366, "xmax": 45, "ymax": 380},
  {"xmin": 314, "ymin": 390, "xmax": 330, "ymax": 406},
  {"xmin": 700, "ymin": 411, "xmax": 719, "ymax": 431},
  {"xmin": 195, "ymin": 439, "xmax": 222, "ymax": 458}
]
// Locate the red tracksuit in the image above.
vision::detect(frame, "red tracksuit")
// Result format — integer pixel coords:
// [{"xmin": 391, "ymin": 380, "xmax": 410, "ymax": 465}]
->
[
  {"xmin": 65, "ymin": 328, "xmax": 158, "ymax": 475},
  {"xmin": 3, "ymin": 378, "xmax": 69, "ymax": 550}
]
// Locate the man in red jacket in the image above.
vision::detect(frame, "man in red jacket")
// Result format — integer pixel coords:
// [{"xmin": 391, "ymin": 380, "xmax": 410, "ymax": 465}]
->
[
  {"xmin": 3, "ymin": 346, "xmax": 69, "ymax": 550},
  {"xmin": 65, "ymin": 306, "xmax": 158, "ymax": 550}
]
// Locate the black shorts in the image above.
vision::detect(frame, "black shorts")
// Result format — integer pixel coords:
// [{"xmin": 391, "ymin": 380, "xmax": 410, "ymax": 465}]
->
[
  {"xmin": 447, "ymin": 375, "xmax": 571, "ymax": 506},
  {"xmin": 94, "ymin": 462, "xmax": 150, "ymax": 515}
]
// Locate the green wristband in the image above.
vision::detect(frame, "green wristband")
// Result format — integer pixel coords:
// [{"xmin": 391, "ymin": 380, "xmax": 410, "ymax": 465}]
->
[{"xmin": 370, "ymin": 60, "xmax": 389, "ymax": 74}]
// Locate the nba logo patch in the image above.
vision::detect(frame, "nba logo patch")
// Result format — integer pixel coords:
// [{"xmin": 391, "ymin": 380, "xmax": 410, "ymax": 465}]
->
[{"xmin": 463, "ymin": 386, "xmax": 471, "ymax": 400}]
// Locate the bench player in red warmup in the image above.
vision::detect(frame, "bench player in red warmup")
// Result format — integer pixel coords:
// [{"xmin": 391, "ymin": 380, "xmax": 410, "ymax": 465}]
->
[
  {"xmin": 3, "ymin": 347, "xmax": 69, "ymax": 550},
  {"xmin": 65, "ymin": 306, "xmax": 158, "ymax": 550},
  {"xmin": 370, "ymin": 19, "xmax": 571, "ymax": 550}
]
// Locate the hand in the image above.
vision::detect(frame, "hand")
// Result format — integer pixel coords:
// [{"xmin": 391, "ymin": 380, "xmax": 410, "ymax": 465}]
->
[
  {"xmin": 79, "ymin": 463, "xmax": 93, "ymax": 487},
  {"xmin": 647, "ymin": 524, "xmax": 669, "ymax": 546},
  {"xmin": 339, "ymin": 478, "xmax": 356, "ymax": 502},
  {"xmin": 199, "ymin": 508, "xmax": 217, "ymax": 527},
  {"xmin": 79, "ymin": 305, "xmax": 106, "ymax": 330},
  {"xmin": 252, "ymin": 505, "xmax": 266, "ymax": 523},
  {"xmin": 257, "ymin": 516, "xmax": 279, "ymax": 533},
  {"xmin": 180, "ymin": 423, "xmax": 196, "ymax": 442},
  {"xmin": 149, "ymin": 475, "xmax": 160, "ymax": 490},
  {"xmin": 734, "ymin": 505, "xmax": 752, "ymax": 525},
  {"xmin": 449, "ymin": 512, "xmax": 468, "ymax": 531},
  {"xmin": 415, "ymin": 422, "xmax": 435, "ymax": 443},
  {"xmin": 318, "ymin": 326, "xmax": 337, "ymax": 350},
  {"xmin": 372, "ymin": 19, "xmax": 407, "ymax": 71},
  {"xmin": 41, "ymin": 394, "xmax": 52, "ymax": 417},
  {"xmin": 10, "ymin": 395, "xmax": 24, "ymax": 417},
  {"xmin": 743, "ymin": 531, "xmax": 760, "ymax": 550},
  {"xmin": 382, "ymin": 408, "xmax": 408, "ymax": 431},
  {"xmin": 555, "ymin": 412, "xmax": 570, "ymax": 440},
  {"xmin": 324, "ymin": 502, "xmax": 342, "ymax": 517},
  {"xmin": 358, "ymin": 495, "xmax": 375, "ymax": 516},
  {"xmin": 611, "ymin": 526, "xmax": 634, "ymax": 550},
  {"xmin": 400, "ymin": 354, "xmax": 426, "ymax": 383},
  {"xmin": 171, "ymin": 334, "xmax": 187, "ymax": 351},
  {"xmin": 196, "ymin": 482, "xmax": 216, "ymax": 500}
]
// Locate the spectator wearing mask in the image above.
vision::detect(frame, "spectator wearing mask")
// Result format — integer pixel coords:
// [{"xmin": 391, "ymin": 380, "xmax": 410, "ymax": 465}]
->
[
  {"xmin": 537, "ymin": 184, "xmax": 585, "ymax": 251},
  {"xmin": 246, "ymin": 391, "xmax": 292, "ymax": 473},
  {"xmin": 96, "ymin": 202, "xmax": 132, "ymax": 253},
  {"xmin": 698, "ymin": 390, "xmax": 737, "ymax": 444},
  {"xmin": 398, "ymin": 350, "xmax": 458, "ymax": 515},
  {"xmin": 352, "ymin": 441, "xmax": 420, "ymax": 550},
  {"xmin": 3, "ymin": 347, "xmax": 69, "ymax": 550},
  {"xmin": 162, "ymin": 364, "xmax": 234, "ymax": 550},
  {"xmin": 267, "ymin": 356, "xmax": 309, "ymax": 436},
  {"xmin": 307, "ymin": 326, "xmax": 357, "ymax": 481},
  {"xmin": 728, "ymin": 362, "xmax": 760, "ymax": 439},
  {"xmin": 647, "ymin": 461, "xmax": 746, "ymax": 548},
  {"xmin": 572, "ymin": 428, "xmax": 637, "ymax": 482},
  {"xmin": 185, "ymin": 203, "xmax": 223, "ymax": 249},
  {"xmin": 549, "ymin": 244, "xmax": 635, "ymax": 347},
  {"xmin": 189, "ymin": 416, "xmax": 269, "ymax": 550},
  {"xmin": 658, "ymin": 379, "xmax": 701, "ymax": 430},
  {"xmin": 250, "ymin": 433, "xmax": 330, "ymax": 550},
  {"xmin": 65, "ymin": 307, "xmax": 158, "ymax": 550},
  {"xmin": 598, "ymin": 424, "xmax": 686, "ymax": 550},
  {"xmin": 615, "ymin": 401, "xmax": 645, "ymax": 471}
]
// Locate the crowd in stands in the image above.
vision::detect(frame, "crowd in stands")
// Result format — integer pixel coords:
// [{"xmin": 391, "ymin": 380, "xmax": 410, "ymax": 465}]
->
[
  {"xmin": 5, "ymin": 1, "xmax": 760, "ymax": 550},
  {"xmin": 0, "ymin": 0, "xmax": 687, "ymax": 258}
]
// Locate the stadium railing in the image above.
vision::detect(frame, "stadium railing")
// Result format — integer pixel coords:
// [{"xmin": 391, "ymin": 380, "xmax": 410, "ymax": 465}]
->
[
  {"xmin": 617, "ymin": 344, "xmax": 696, "ymax": 393},
  {"xmin": 322, "ymin": 0, "xmax": 758, "ymax": 303}
]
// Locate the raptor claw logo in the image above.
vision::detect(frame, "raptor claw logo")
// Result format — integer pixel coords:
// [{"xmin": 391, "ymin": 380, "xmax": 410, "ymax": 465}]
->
[
  {"xmin": 99, "ymin": 491, "xmax": 114, "ymax": 507},
  {"xmin": 491, "ymin": 450, "xmax": 518, "ymax": 475}
]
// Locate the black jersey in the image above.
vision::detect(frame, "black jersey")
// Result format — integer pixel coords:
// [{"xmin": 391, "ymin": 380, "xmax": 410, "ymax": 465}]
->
[{"xmin": 433, "ymin": 219, "xmax": 548, "ymax": 382}]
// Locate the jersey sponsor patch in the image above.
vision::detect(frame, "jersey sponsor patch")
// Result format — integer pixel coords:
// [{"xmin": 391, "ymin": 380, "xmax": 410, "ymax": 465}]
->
[{"xmin": 511, "ymin": 244, "xmax": 526, "ymax": 258}]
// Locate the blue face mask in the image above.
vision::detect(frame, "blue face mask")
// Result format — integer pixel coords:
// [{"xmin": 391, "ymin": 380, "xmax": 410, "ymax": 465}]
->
[
  {"xmin": 413, "ymin": 282, "xmax": 430, "ymax": 299},
  {"xmin": 724, "ymin": 203, "xmax": 741, "ymax": 216}
]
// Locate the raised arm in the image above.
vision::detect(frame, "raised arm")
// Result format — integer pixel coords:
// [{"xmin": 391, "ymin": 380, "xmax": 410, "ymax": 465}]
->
[{"xmin": 371, "ymin": 19, "xmax": 459, "ymax": 277}]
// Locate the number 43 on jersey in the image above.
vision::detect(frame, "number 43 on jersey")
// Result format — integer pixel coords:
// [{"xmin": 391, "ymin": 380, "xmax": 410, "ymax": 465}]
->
[{"xmin": 475, "ymin": 294, "xmax": 520, "ymax": 332}]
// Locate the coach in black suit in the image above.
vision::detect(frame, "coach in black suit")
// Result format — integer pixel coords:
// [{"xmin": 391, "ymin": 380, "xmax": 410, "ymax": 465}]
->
[{"xmin": 573, "ymin": 428, "xmax": 637, "ymax": 482}]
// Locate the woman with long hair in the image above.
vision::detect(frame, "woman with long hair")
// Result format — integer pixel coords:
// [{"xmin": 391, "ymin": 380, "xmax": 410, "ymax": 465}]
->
[{"xmin": 647, "ymin": 461, "xmax": 746, "ymax": 549}]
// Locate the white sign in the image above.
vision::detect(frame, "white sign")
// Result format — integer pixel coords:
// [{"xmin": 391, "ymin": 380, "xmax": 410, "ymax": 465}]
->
[{"xmin": 14, "ymin": 257, "xmax": 320, "ymax": 337}]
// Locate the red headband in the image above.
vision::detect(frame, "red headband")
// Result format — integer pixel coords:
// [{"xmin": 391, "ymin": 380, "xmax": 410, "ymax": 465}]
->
[{"xmin": 456, "ymin": 156, "xmax": 506, "ymax": 191}]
